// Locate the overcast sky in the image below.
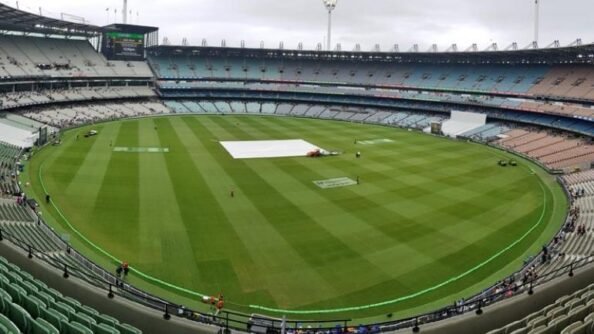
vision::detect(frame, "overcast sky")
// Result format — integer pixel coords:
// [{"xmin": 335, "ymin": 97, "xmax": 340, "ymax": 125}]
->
[{"xmin": 3, "ymin": 0, "xmax": 593, "ymax": 51}]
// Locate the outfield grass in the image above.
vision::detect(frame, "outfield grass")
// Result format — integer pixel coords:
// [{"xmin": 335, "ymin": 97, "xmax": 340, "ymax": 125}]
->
[{"xmin": 24, "ymin": 115, "xmax": 567, "ymax": 322}]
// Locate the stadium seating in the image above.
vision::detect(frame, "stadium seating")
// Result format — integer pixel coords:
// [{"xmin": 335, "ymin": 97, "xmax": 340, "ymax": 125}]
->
[
  {"xmin": 0, "ymin": 254, "xmax": 142, "ymax": 334},
  {"xmin": 486, "ymin": 282, "xmax": 594, "ymax": 334},
  {"xmin": 0, "ymin": 86, "xmax": 156, "ymax": 113},
  {"xmin": 149, "ymin": 54, "xmax": 594, "ymax": 105},
  {"xmin": 149, "ymin": 56, "xmax": 554, "ymax": 94},
  {"xmin": 495, "ymin": 130, "xmax": 593, "ymax": 171},
  {"xmin": 0, "ymin": 142, "xmax": 20, "ymax": 197},
  {"xmin": 0, "ymin": 27, "xmax": 592, "ymax": 333},
  {"xmin": 23, "ymin": 102, "xmax": 170, "ymax": 128},
  {"xmin": 0, "ymin": 35, "xmax": 152, "ymax": 79}
]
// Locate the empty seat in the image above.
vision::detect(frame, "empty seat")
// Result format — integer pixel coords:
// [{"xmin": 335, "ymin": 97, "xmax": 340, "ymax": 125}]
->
[
  {"xmin": 54, "ymin": 301, "xmax": 76, "ymax": 320},
  {"xmin": 23, "ymin": 294, "xmax": 46, "ymax": 318},
  {"xmin": 93, "ymin": 322, "xmax": 121, "ymax": 334},
  {"xmin": 0, "ymin": 313, "xmax": 20, "ymax": 333},
  {"xmin": 8, "ymin": 301, "xmax": 32, "ymax": 333},
  {"xmin": 31, "ymin": 317, "xmax": 60, "ymax": 334},
  {"xmin": 72, "ymin": 311, "xmax": 96, "ymax": 329},
  {"xmin": 66, "ymin": 321, "xmax": 94, "ymax": 334},
  {"xmin": 117, "ymin": 323, "xmax": 143, "ymax": 334},
  {"xmin": 5, "ymin": 283, "xmax": 26, "ymax": 304},
  {"xmin": 42, "ymin": 307, "xmax": 69, "ymax": 333},
  {"xmin": 561, "ymin": 321, "xmax": 584, "ymax": 334}
]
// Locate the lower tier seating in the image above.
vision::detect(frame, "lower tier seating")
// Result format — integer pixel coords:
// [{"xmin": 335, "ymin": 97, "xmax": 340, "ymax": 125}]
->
[{"xmin": 0, "ymin": 255, "xmax": 142, "ymax": 334}]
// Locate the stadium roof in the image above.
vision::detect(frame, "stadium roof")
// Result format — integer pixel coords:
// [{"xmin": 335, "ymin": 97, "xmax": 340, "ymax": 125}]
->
[
  {"xmin": 0, "ymin": 3, "xmax": 102, "ymax": 37},
  {"xmin": 148, "ymin": 44, "xmax": 594, "ymax": 65},
  {"xmin": 102, "ymin": 24, "xmax": 159, "ymax": 35}
]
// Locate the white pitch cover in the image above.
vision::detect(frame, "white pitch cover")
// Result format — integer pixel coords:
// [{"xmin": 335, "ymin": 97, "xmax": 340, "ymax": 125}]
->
[{"xmin": 220, "ymin": 139, "xmax": 322, "ymax": 159}]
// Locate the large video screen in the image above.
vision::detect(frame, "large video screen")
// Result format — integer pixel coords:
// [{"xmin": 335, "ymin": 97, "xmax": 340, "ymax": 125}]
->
[{"xmin": 102, "ymin": 32, "xmax": 145, "ymax": 61}]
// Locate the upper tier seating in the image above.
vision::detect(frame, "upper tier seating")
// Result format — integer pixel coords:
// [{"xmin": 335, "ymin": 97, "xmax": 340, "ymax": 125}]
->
[
  {"xmin": 149, "ymin": 54, "xmax": 594, "ymax": 102},
  {"xmin": 149, "ymin": 56, "xmax": 550, "ymax": 95},
  {"xmin": 529, "ymin": 65, "xmax": 594, "ymax": 101},
  {"xmin": 0, "ymin": 35, "xmax": 152, "ymax": 79}
]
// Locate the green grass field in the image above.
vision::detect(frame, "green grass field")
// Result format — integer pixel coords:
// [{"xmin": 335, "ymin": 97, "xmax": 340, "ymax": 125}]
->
[{"xmin": 24, "ymin": 115, "xmax": 567, "ymax": 322}]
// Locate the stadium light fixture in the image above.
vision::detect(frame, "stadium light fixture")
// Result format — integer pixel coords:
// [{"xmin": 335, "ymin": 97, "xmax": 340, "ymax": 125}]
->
[
  {"xmin": 322, "ymin": 0, "xmax": 338, "ymax": 51},
  {"xmin": 123, "ymin": 0, "xmax": 128, "ymax": 24},
  {"xmin": 534, "ymin": 0, "xmax": 540, "ymax": 45}
]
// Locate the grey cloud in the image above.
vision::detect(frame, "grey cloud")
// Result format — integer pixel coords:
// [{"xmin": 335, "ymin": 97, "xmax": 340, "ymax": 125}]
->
[{"xmin": 4, "ymin": 0, "xmax": 593, "ymax": 50}]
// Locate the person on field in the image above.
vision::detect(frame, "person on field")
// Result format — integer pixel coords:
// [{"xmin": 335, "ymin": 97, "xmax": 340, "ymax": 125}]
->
[
  {"xmin": 215, "ymin": 294, "xmax": 224, "ymax": 316},
  {"xmin": 356, "ymin": 176, "xmax": 360, "ymax": 185},
  {"xmin": 122, "ymin": 261, "xmax": 129, "ymax": 276},
  {"xmin": 230, "ymin": 189, "xmax": 234, "ymax": 198},
  {"xmin": 356, "ymin": 151, "xmax": 361, "ymax": 159},
  {"xmin": 45, "ymin": 194, "xmax": 50, "ymax": 204},
  {"xmin": 116, "ymin": 261, "xmax": 129, "ymax": 278}
]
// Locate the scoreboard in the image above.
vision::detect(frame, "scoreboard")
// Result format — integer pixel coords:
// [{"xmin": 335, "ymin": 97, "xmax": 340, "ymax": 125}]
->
[{"xmin": 102, "ymin": 31, "xmax": 145, "ymax": 61}]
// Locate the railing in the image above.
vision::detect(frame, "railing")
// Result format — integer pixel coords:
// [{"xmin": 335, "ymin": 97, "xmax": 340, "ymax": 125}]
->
[{"xmin": 1, "ymin": 220, "xmax": 592, "ymax": 333}]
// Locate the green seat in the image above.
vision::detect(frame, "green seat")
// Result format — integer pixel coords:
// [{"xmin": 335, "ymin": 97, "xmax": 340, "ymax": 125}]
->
[
  {"xmin": 8, "ymin": 302, "xmax": 31, "ymax": 333},
  {"xmin": 0, "ymin": 313, "xmax": 19, "ymax": 333},
  {"xmin": 72, "ymin": 312, "xmax": 96, "ymax": 328},
  {"xmin": 6, "ymin": 263, "xmax": 20, "ymax": 273},
  {"xmin": 78, "ymin": 305, "xmax": 99, "ymax": 319},
  {"xmin": 17, "ymin": 270, "xmax": 34, "ymax": 281},
  {"xmin": 42, "ymin": 308, "xmax": 69, "ymax": 333},
  {"xmin": 0, "ymin": 256, "xmax": 8, "ymax": 265},
  {"xmin": 33, "ymin": 318, "xmax": 60, "ymax": 334},
  {"xmin": 21, "ymin": 280, "xmax": 39, "ymax": 295},
  {"xmin": 54, "ymin": 301, "xmax": 76, "ymax": 320},
  {"xmin": 0, "ymin": 295, "xmax": 10, "ymax": 315},
  {"xmin": 93, "ymin": 322, "xmax": 121, "ymax": 334},
  {"xmin": 66, "ymin": 321, "xmax": 94, "ymax": 334},
  {"xmin": 35, "ymin": 291, "xmax": 55, "ymax": 306},
  {"xmin": 97, "ymin": 313, "xmax": 119, "ymax": 327},
  {"xmin": 0, "ymin": 274, "xmax": 10, "ymax": 289},
  {"xmin": 5, "ymin": 272, "xmax": 22, "ymax": 285},
  {"xmin": 0, "ymin": 288, "xmax": 12, "ymax": 302},
  {"xmin": 63, "ymin": 296, "xmax": 82, "ymax": 310},
  {"xmin": 23, "ymin": 294, "xmax": 46, "ymax": 319},
  {"xmin": 116, "ymin": 323, "xmax": 143, "ymax": 334},
  {"xmin": 46, "ymin": 288, "xmax": 62, "ymax": 300},
  {"xmin": 5, "ymin": 283, "xmax": 26, "ymax": 304},
  {"xmin": 31, "ymin": 279, "xmax": 48, "ymax": 292}
]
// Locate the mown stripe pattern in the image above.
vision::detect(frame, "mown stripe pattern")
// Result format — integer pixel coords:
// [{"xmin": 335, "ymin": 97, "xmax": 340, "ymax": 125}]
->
[{"xmin": 38, "ymin": 115, "xmax": 564, "ymax": 319}]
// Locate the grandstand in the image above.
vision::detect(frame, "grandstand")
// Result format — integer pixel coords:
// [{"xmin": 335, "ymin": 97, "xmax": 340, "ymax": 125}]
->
[{"xmin": 0, "ymin": 1, "xmax": 591, "ymax": 334}]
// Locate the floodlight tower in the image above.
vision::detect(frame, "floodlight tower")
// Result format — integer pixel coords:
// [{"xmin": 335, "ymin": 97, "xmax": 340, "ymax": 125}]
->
[
  {"xmin": 534, "ymin": 0, "xmax": 540, "ymax": 45},
  {"xmin": 123, "ymin": 0, "xmax": 128, "ymax": 24},
  {"xmin": 322, "ymin": 0, "xmax": 338, "ymax": 51}
]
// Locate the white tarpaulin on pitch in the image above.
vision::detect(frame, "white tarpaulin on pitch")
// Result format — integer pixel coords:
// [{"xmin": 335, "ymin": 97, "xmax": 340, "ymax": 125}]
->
[{"xmin": 220, "ymin": 139, "xmax": 321, "ymax": 159}]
